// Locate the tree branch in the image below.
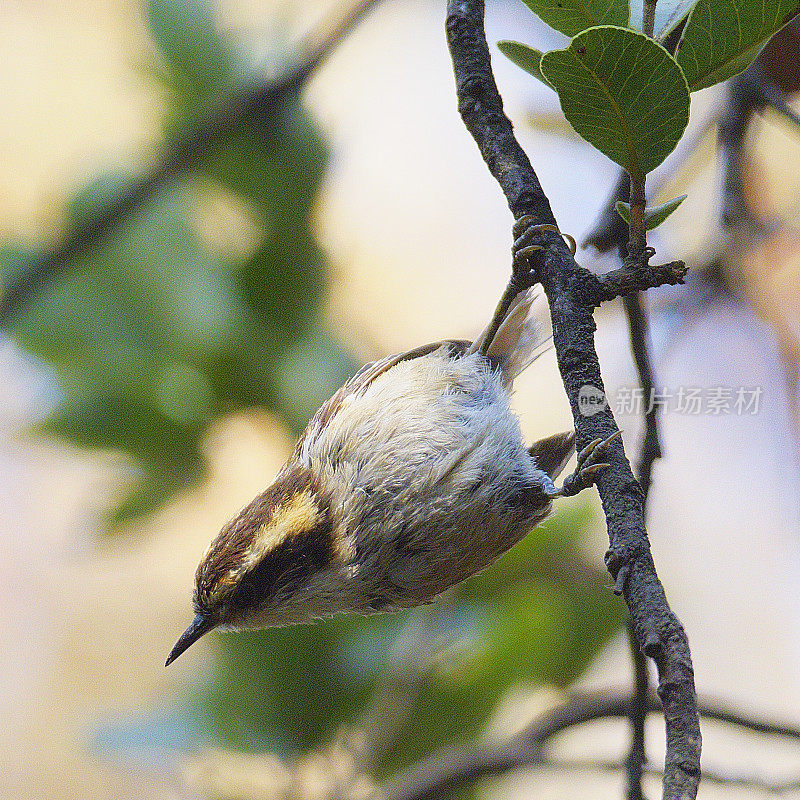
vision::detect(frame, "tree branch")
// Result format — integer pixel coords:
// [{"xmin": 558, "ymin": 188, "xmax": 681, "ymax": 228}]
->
[
  {"xmin": 591, "ymin": 260, "xmax": 688, "ymax": 304},
  {"xmin": 382, "ymin": 689, "xmax": 800, "ymax": 800},
  {"xmin": 626, "ymin": 619, "xmax": 651, "ymax": 800},
  {"xmin": 620, "ymin": 226, "xmax": 664, "ymax": 800},
  {"xmin": 0, "ymin": 0, "xmax": 381, "ymax": 325},
  {"xmin": 444, "ymin": 3, "xmax": 700, "ymax": 798},
  {"xmin": 543, "ymin": 756, "xmax": 800, "ymax": 794},
  {"xmin": 592, "ymin": 116, "xmax": 672, "ymax": 800}
]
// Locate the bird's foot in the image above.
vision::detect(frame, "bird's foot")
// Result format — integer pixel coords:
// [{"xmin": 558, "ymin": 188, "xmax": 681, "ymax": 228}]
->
[
  {"xmin": 544, "ymin": 431, "xmax": 621, "ymax": 498},
  {"xmin": 512, "ymin": 216, "xmax": 577, "ymax": 285}
]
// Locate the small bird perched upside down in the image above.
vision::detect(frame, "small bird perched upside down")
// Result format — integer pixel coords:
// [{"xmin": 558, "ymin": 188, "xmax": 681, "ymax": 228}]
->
[{"xmin": 167, "ymin": 280, "xmax": 612, "ymax": 666}]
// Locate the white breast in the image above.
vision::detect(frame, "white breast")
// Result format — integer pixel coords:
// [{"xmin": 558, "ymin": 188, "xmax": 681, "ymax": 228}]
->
[{"xmin": 302, "ymin": 348, "xmax": 550, "ymax": 604}]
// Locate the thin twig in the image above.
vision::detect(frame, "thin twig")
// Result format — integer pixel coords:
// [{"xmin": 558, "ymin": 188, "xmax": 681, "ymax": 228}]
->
[
  {"xmin": 592, "ymin": 260, "xmax": 688, "ymax": 304},
  {"xmin": 624, "ymin": 291, "xmax": 663, "ymax": 501},
  {"xmin": 621, "ymin": 190, "xmax": 663, "ymax": 800},
  {"xmin": 0, "ymin": 0, "xmax": 381, "ymax": 324},
  {"xmin": 642, "ymin": 0, "xmax": 658, "ymax": 39},
  {"xmin": 444, "ymin": 3, "xmax": 700, "ymax": 798},
  {"xmin": 626, "ymin": 173, "xmax": 649, "ymax": 265},
  {"xmin": 382, "ymin": 689, "xmax": 800, "ymax": 800}
]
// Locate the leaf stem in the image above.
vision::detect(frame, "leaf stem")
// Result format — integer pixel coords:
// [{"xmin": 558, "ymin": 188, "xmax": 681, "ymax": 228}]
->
[
  {"xmin": 627, "ymin": 173, "xmax": 648, "ymax": 263},
  {"xmin": 642, "ymin": 0, "xmax": 657, "ymax": 39}
]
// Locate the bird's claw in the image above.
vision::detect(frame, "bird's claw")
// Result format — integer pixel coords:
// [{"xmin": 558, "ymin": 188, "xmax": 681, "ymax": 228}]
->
[
  {"xmin": 512, "ymin": 217, "xmax": 577, "ymax": 283},
  {"xmin": 546, "ymin": 430, "xmax": 621, "ymax": 498}
]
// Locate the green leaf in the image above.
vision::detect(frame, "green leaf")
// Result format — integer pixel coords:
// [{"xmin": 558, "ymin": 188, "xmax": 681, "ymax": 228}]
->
[
  {"xmin": 38, "ymin": 390, "xmax": 207, "ymax": 524},
  {"xmin": 540, "ymin": 26, "xmax": 690, "ymax": 178},
  {"xmin": 497, "ymin": 41, "xmax": 547, "ymax": 84},
  {"xmin": 643, "ymin": 194, "xmax": 687, "ymax": 227},
  {"xmin": 615, "ymin": 194, "xmax": 687, "ymax": 228},
  {"xmin": 519, "ymin": 0, "xmax": 629, "ymax": 37},
  {"xmin": 629, "ymin": 0, "xmax": 698, "ymax": 37},
  {"xmin": 147, "ymin": 0, "xmax": 241, "ymax": 96},
  {"xmin": 677, "ymin": 0, "xmax": 798, "ymax": 91}
]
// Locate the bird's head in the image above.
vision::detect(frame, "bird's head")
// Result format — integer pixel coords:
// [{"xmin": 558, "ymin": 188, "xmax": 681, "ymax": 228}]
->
[{"xmin": 166, "ymin": 463, "xmax": 347, "ymax": 666}]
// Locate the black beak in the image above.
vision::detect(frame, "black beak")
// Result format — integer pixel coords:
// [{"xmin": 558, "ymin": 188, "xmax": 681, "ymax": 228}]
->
[{"xmin": 165, "ymin": 613, "xmax": 215, "ymax": 666}]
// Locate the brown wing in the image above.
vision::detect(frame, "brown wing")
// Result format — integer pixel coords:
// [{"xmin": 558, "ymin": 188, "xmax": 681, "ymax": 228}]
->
[{"xmin": 295, "ymin": 339, "xmax": 471, "ymax": 458}]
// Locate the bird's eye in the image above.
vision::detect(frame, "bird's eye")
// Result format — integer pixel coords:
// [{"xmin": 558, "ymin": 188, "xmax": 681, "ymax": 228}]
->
[{"xmin": 232, "ymin": 580, "xmax": 257, "ymax": 609}]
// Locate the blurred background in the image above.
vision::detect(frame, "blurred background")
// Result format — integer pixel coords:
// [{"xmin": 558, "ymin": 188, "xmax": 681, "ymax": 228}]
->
[{"xmin": 2, "ymin": 0, "xmax": 800, "ymax": 798}]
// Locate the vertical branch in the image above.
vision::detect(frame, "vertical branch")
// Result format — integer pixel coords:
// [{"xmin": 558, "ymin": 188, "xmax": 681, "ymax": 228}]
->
[
  {"xmin": 602, "ymin": 150, "xmax": 664, "ymax": 800},
  {"xmin": 445, "ymin": 3, "xmax": 701, "ymax": 799},
  {"xmin": 629, "ymin": 0, "xmax": 657, "ymax": 268},
  {"xmin": 626, "ymin": 619, "xmax": 650, "ymax": 800},
  {"xmin": 624, "ymin": 293, "xmax": 662, "ymax": 499},
  {"xmin": 621, "ymin": 278, "xmax": 661, "ymax": 800}
]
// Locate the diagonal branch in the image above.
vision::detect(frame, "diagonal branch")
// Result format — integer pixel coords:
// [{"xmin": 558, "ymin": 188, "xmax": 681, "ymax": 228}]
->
[
  {"xmin": 594, "ymin": 136, "xmax": 671, "ymax": 800},
  {"xmin": 0, "ymin": 0, "xmax": 381, "ymax": 325},
  {"xmin": 382, "ymin": 689, "xmax": 800, "ymax": 800},
  {"xmin": 444, "ymin": 3, "xmax": 701, "ymax": 799}
]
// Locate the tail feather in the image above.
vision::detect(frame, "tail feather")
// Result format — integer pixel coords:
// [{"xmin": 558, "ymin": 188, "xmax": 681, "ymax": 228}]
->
[
  {"xmin": 529, "ymin": 430, "xmax": 575, "ymax": 478},
  {"xmin": 472, "ymin": 288, "xmax": 552, "ymax": 386}
]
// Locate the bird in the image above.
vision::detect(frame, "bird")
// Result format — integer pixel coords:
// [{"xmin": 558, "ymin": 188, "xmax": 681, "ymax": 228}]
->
[{"xmin": 166, "ymin": 280, "xmax": 612, "ymax": 667}]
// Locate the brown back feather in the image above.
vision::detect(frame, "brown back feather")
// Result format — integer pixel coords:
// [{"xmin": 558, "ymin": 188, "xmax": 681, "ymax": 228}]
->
[{"xmin": 295, "ymin": 340, "xmax": 470, "ymax": 458}]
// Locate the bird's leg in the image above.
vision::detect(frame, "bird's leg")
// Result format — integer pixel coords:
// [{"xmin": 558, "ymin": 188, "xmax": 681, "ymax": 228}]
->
[
  {"xmin": 542, "ymin": 431, "xmax": 621, "ymax": 498},
  {"xmin": 477, "ymin": 218, "xmax": 571, "ymax": 357}
]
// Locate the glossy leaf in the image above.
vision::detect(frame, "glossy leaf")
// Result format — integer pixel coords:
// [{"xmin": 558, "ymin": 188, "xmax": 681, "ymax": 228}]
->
[
  {"xmin": 520, "ymin": 0, "xmax": 629, "ymax": 37},
  {"xmin": 677, "ymin": 0, "xmax": 798, "ymax": 91},
  {"xmin": 497, "ymin": 41, "xmax": 547, "ymax": 84},
  {"xmin": 540, "ymin": 26, "xmax": 690, "ymax": 178},
  {"xmin": 615, "ymin": 194, "xmax": 687, "ymax": 229}
]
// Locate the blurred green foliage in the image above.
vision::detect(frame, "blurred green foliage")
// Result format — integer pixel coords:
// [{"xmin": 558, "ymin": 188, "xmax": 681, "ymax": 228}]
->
[
  {"xmin": 1, "ymin": 0, "xmax": 625, "ymax": 790},
  {"xmin": 203, "ymin": 504, "xmax": 623, "ymax": 776},
  {"xmin": 2, "ymin": 0, "xmax": 357, "ymax": 523}
]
